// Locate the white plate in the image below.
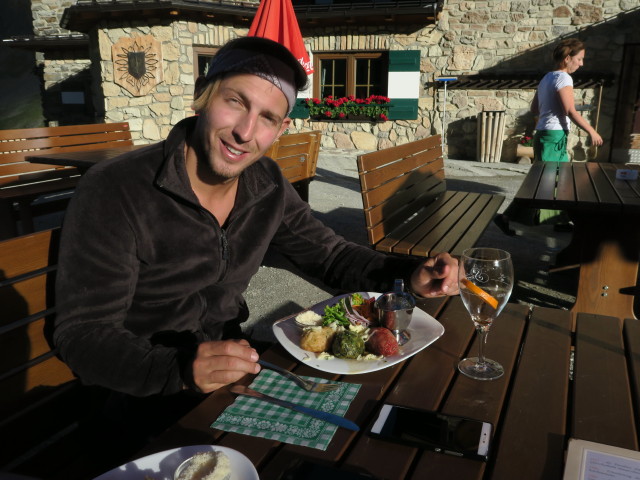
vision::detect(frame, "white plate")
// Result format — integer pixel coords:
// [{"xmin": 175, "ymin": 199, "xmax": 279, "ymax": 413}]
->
[
  {"xmin": 93, "ymin": 444, "xmax": 258, "ymax": 480},
  {"xmin": 273, "ymin": 292, "xmax": 445, "ymax": 374}
]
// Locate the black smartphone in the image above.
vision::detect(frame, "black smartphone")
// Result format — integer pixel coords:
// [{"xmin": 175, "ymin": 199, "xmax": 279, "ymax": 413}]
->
[{"xmin": 369, "ymin": 404, "xmax": 492, "ymax": 461}]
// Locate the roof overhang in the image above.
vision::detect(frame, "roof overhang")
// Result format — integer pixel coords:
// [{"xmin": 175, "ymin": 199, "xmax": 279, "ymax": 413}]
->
[
  {"xmin": 439, "ymin": 73, "xmax": 614, "ymax": 90},
  {"xmin": 2, "ymin": 34, "xmax": 89, "ymax": 52},
  {"xmin": 61, "ymin": 0, "xmax": 440, "ymax": 32}
]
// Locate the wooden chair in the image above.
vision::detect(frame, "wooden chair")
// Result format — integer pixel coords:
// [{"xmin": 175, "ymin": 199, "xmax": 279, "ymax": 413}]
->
[
  {"xmin": 267, "ymin": 130, "xmax": 322, "ymax": 202},
  {"xmin": 0, "ymin": 228, "xmax": 106, "ymax": 478},
  {"xmin": 0, "ymin": 122, "xmax": 133, "ymax": 238},
  {"xmin": 357, "ymin": 134, "xmax": 505, "ymax": 257}
]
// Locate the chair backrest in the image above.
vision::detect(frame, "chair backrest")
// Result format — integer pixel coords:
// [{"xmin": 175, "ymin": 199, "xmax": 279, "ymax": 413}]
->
[
  {"xmin": 267, "ymin": 130, "xmax": 322, "ymax": 183},
  {"xmin": 0, "ymin": 122, "xmax": 133, "ymax": 178},
  {"xmin": 356, "ymin": 134, "xmax": 445, "ymax": 246},
  {"xmin": 0, "ymin": 228, "xmax": 81, "ymax": 468}
]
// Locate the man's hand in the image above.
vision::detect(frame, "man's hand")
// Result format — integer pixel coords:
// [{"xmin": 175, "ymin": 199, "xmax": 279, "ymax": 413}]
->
[
  {"xmin": 191, "ymin": 339, "xmax": 260, "ymax": 393},
  {"xmin": 410, "ymin": 253, "xmax": 459, "ymax": 298}
]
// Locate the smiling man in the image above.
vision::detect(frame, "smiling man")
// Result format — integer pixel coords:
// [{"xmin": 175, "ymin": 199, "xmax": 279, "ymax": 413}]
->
[{"xmin": 52, "ymin": 37, "xmax": 458, "ymax": 453}]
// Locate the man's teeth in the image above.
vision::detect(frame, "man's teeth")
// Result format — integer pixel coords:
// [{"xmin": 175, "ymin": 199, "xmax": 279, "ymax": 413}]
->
[{"xmin": 227, "ymin": 145, "xmax": 243, "ymax": 155}]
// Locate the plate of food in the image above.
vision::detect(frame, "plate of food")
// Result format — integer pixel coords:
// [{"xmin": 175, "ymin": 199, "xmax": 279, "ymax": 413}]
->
[
  {"xmin": 272, "ymin": 292, "xmax": 445, "ymax": 375},
  {"xmin": 92, "ymin": 444, "xmax": 258, "ymax": 480}
]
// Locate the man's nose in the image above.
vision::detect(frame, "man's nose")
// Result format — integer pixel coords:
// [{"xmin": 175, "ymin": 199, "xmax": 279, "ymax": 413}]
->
[{"xmin": 233, "ymin": 112, "xmax": 257, "ymax": 142}]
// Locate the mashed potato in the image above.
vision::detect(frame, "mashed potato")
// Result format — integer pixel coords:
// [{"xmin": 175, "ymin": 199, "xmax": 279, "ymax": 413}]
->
[
  {"xmin": 295, "ymin": 310, "xmax": 323, "ymax": 326},
  {"xmin": 175, "ymin": 451, "xmax": 231, "ymax": 480}
]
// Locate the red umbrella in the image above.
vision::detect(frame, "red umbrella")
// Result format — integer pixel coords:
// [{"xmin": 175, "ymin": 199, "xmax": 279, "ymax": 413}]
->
[{"xmin": 248, "ymin": 0, "xmax": 314, "ymax": 75}]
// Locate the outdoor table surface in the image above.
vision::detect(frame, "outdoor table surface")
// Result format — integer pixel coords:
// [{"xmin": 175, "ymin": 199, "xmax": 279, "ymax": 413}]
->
[
  {"xmin": 512, "ymin": 161, "xmax": 640, "ymax": 319},
  {"xmin": 133, "ymin": 297, "xmax": 640, "ymax": 480},
  {"xmin": 25, "ymin": 144, "xmax": 144, "ymax": 171}
]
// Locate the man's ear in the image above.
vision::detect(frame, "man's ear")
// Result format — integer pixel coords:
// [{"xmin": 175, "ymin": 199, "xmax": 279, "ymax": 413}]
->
[{"xmin": 277, "ymin": 118, "xmax": 292, "ymax": 138}]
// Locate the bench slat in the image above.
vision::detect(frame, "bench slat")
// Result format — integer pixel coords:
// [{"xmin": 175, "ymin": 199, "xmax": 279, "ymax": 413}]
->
[
  {"xmin": 359, "ymin": 147, "xmax": 442, "ymax": 192},
  {"xmin": 357, "ymin": 134, "xmax": 441, "ymax": 171},
  {"xmin": 573, "ymin": 313, "xmax": 637, "ymax": 449},
  {"xmin": 490, "ymin": 307, "xmax": 572, "ymax": 480},
  {"xmin": 416, "ymin": 192, "xmax": 497, "ymax": 256},
  {"xmin": 624, "ymin": 318, "xmax": 640, "ymax": 421},
  {"xmin": 429, "ymin": 192, "xmax": 505, "ymax": 256},
  {"xmin": 0, "ymin": 122, "xmax": 130, "ymax": 140},
  {"xmin": 0, "ymin": 132, "xmax": 133, "ymax": 162},
  {"xmin": 361, "ymin": 160, "xmax": 446, "ymax": 210}
]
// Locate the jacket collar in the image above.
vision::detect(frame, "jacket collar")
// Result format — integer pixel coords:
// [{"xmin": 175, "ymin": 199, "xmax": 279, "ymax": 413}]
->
[{"xmin": 156, "ymin": 116, "xmax": 278, "ymax": 213}]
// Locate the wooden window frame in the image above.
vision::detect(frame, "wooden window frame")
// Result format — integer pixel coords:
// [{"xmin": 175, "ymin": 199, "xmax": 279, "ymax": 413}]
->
[
  {"xmin": 313, "ymin": 52, "xmax": 388, "ymax": 98},
  {"xmin": 193, "ymin": 45, "xmax": 219, "ymax": 82}
]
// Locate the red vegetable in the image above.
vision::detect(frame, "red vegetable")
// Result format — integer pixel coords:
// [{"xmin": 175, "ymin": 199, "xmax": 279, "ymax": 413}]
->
[{"xmin": 366, "ymin": 327, "xmax": 399, "ymax": 356}]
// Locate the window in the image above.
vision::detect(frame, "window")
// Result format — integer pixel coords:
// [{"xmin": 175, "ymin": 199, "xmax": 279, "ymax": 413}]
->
[
  {"xmin": 314, "ymin": 52, "xmax": 388, "ymax": 99},
  {"xmin": 193, "ymin": 46, "xmax": 219, "ymax": 82}
]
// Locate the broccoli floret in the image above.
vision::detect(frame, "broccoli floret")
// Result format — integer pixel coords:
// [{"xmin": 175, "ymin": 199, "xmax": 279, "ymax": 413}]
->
[{"xmin": 332, "ymin": 330, "xmax": 365, "ymax": 359}]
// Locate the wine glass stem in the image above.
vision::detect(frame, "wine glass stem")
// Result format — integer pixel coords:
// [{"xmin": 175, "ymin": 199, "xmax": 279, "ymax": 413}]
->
[{"xmin": 476, "ymin": 328, "xmax": 488, "ymax": 365}]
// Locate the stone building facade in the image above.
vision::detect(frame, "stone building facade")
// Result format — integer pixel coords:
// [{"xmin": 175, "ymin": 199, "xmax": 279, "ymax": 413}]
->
[{"xmin": 19, "ymin": 1, "xmax": 640, "ymax": 161}]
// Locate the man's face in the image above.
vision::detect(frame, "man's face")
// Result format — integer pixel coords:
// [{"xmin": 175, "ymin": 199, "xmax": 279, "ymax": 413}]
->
[{"xmin": 195, "ymin": 73, "xmax": 291, "ymax": 181}]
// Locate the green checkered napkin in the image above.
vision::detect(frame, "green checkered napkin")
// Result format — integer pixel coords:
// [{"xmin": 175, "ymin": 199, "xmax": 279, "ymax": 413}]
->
[{"xmin": 212, "ymin": 369, "xmax": 361, "ymax": 450}]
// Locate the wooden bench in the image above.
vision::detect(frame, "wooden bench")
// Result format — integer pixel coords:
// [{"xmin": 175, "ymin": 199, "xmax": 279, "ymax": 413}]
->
[
  {"xmin": 0, "ymin": 228, "xmax": 109, "ymax": 479},
  {"xmin": 266, "ymin": 130, "xmax": 322, "ymax": 202},
  {"xmin": 0, "ymin": 122, "xmax": 133, "ymax": 238},
  {"xmin": 357, "ymin": 134, "xmax": 505, "ymax": 257}
]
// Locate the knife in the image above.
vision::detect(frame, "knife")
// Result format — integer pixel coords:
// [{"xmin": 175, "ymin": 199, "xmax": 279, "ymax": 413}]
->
[{"xmin": 230, "ymin": 385, "xmax": 360, "ymax": 431}]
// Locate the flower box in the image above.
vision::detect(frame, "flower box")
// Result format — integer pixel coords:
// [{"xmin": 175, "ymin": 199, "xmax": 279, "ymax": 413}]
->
[{"xmin": 306, "ymin": 95, "xmax": 390, "ymax": 122}]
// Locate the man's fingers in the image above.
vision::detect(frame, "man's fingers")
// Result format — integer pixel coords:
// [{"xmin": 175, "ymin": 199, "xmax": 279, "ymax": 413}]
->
[
  {"xmin": 197, "ymin": 339, "xmax": 258, "ymax": 361},
  {"xmin": 191, "ymin": 340, "xmax": 261, "ymax": 393}
]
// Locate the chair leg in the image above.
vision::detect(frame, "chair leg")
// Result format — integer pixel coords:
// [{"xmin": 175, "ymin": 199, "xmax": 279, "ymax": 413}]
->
[
  {"xmin": 0, "ymin": 199, "xmax": 17, "ymax": 240},
  {"xmin": 17, "ymin": 199, "xmax": 35, "ymax": 235}
]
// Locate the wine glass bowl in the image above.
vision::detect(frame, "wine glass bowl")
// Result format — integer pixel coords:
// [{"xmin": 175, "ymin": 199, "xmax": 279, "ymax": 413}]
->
[{"xmin": 458, "ymin": 248, "xmax": 514, "ymax": 381}]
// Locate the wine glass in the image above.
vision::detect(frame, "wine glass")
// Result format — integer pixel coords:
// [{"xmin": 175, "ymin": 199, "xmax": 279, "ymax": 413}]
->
[{"xmin": 458, "ymin": 248, "xmax": 513, "ymax": 381}]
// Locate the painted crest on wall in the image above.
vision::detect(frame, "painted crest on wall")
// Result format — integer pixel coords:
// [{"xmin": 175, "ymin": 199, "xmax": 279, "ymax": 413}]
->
[{"xmin": 112, "ymin": 35, "xmax": 163, "ymax": 96}]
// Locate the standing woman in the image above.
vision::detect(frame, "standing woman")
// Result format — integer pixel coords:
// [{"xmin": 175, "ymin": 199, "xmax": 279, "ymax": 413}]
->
[
  {"xmin": 531, "ymin": 38, "xmax": 603, "ymax": 226},
  {"xmin": 494, "ymin": 38, "xmax": 604, "ymax": 235},
  {"xmin": 532, "ymin": 37, "xmax": 603, "ymax": 162}
]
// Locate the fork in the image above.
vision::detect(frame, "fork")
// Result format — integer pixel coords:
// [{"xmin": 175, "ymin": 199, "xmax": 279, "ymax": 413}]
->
[{"xmin": 258, "ymin": 359, "xmax": 341, "ymax": 393}]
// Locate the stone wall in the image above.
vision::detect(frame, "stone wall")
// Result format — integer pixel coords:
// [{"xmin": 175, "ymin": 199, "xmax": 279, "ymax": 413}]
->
[
  {"xmin": 294, "ymin": 1, "xmax": 639, "ymax": 162},
  {"xmin": 94, "ymin": 21, "xmax": 249, "ymax": 143},
  {"xmin": 32, "ymin": 0, "xmax": 76, "ymax": 35},
  {"xmin": 28, "ymin": 0, "xmax": 639, "ymax": 161}
]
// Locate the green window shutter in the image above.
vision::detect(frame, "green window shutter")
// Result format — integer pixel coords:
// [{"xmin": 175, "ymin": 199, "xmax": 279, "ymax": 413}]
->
[
  {"xmin": 388, "ymin": 50, "xmax": 420, "ymax": 72},
  {"xmin": 388, "ymin": 50, "xmax": 420, "ymax": 119},
  {"xmin": 289, "ymin": 98, "xmax": 309, "ymax": 119},
  {"xmin": 388, "ymin": 99, "xmax": 419, "ymax": 120}
]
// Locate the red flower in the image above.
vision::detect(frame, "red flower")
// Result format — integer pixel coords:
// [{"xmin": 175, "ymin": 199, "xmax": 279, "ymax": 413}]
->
[
  {"xmin": 324, "ymin": 110, "xmax": 333, "ymax": 118},
  {"xmin": 338, "ymin": 112, "xmax": 346, "ymax": 119},
  {"xmin": 379, "ymin": 113, "xmax": 388, "ymax": 121},
  {"xmin": 313, "ymin": 98, "xmax": 321, "ymax": 105}
]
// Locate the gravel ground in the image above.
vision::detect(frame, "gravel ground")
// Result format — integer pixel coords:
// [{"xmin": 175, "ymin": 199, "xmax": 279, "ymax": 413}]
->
[{"xmin": 244, "ymin": 153, "xmax": 578, "ymax": 343}]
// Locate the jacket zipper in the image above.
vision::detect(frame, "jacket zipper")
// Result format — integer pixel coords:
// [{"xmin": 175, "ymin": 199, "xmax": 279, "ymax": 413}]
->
[{"xmin": 220, "ymin": 227, "xmax": 230, "ymax": 269}]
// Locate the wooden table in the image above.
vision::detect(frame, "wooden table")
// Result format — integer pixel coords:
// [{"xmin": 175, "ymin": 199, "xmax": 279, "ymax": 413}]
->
[
  {"xmin": 25, "ymin": 144, "xmax": 144, "ymax": 172},
  {"xmin": 132, "ymin": 297, "xmax": 640, "ymax": 480},
  {"xmin": 512, "ymin": 161, "xmax": 640, "ymax": 319}
]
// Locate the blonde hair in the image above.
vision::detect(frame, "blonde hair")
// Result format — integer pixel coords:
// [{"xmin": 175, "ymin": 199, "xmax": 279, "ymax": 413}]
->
[{"xmin": 191, "ymin": 78, "xmax": 221, "ymax": 114}]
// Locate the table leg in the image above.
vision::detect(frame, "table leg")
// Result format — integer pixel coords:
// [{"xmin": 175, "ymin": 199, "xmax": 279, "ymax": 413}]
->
[{"xmin": 571, "ymin": 217, "xmax": 639, "ymax": 319}]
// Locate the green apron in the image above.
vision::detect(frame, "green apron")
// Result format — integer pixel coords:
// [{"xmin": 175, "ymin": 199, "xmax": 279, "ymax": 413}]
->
[{"xmin": 534, "ymin": 130, "xmax": 570, "ymax": 225}]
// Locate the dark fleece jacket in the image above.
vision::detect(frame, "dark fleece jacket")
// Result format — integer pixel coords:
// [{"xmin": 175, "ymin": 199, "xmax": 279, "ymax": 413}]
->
[{"xmin": 53, "ymin": 116, "xmax": 420, "ymax": 396}]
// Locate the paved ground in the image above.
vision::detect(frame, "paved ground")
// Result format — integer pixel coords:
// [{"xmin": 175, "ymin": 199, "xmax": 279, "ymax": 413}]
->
[{"xmin": 244, "ymin": 152, "xmax": 578, "ymax": 343}]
